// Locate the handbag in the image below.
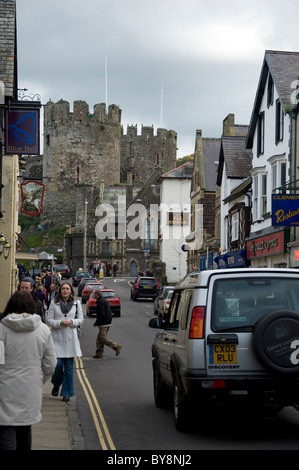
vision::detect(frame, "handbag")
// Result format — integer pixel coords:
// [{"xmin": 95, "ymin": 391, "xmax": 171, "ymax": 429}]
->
[{"xmin": 75, "ymin": 301, "xmax": 83, "ymax": 339}]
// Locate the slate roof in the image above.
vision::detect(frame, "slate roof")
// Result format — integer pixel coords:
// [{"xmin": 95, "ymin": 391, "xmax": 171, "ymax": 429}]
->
[
  {"xmin": 160, "ymin": 161, "xmax": 193, "ymax": 179},
  {"xmin": 222, "ymin": 135, "xmax": 252, "ymax": 178},
  {"xmin": 246, "ymin": 50, "xmax": 299, "ymax": 148}
]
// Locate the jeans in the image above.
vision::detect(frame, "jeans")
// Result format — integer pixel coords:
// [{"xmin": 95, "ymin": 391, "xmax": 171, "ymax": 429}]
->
[
  {"xmin": 51, "ymin": 357, "xmax": 74, "ymax": 397},
  {"xmin": 0, "ymin": 425, "xmax": 32, "ymax": 450}
]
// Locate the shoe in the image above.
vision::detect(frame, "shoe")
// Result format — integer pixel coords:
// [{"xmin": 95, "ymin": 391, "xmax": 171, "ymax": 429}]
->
[
  {"xmin": 51, "ymin": 386, "xmax": 59, "ymax": 397},
  {"xmin": 62, "ymin": 396, "xmax": 69, "ymax": 402},
  {"xmin": 115, "ymin": 345, "xmax": 122, "ymax": 357},
  {"xmin": 93, "ymin": 354, "xmax": 103, "ymax": 359}
]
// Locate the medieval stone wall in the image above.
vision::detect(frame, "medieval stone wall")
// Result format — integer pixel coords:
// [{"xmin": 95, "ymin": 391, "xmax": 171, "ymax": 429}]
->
[
  {"xmin": 42, "ymin": 99, "xmax": 177, "ymax": 228},
  {"xmin": 121, "ymin": 125, "xmax": 177, "ymax": 184},
  {"xmin": 42, "ymin": 100, "xmax": 122, "ymax": 225}
]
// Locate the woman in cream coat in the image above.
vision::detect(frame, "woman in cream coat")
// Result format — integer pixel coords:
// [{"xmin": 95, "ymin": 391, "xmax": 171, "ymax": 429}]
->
[
  {"xmin": 0, "ymin": 291, "xmax": 56, "ymax": 450},
  {"xmin": 47, "ymin": 282, "xmax": 83, "ymax": 402}
]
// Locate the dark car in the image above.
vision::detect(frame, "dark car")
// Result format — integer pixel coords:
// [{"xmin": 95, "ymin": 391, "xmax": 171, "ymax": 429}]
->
[
  {"xmin": 53, "ymin": 264, "xmax": 70, "ymax": 279},
  {"xmin": 78, "ymin": 277, "xmax": 99, "ymax": 296},
  {"xmin": 72, "ymin": 271, "xmax": 91, "ymax": 287},
  {"xmin": 130, "ymin": 276, "xmax": 159, "ymax": 301}
]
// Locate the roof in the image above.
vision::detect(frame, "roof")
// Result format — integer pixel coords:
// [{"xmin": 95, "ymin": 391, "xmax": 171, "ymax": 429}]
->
[
  {"xmin": 220, "ymin": 135, "xmax": 252, "ymax": 180},
  {"xmin": 202, "ymin": 138, "xmax": 221, "ymax": 190},
  {"xmin": 246, "ymin": 50, "xmax": 299, "ymax": 148},
  {"xmin": 160, "ymin": 161, "xmax": 193, "ymax": 179}
]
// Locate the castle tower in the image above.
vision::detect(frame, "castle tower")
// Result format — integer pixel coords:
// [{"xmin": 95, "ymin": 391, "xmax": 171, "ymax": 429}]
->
[
  {"xmin": 120, "ymin": 125, "xmax": 177, "ymax": 184},
  {"xmin": 42, "ymin": 100, "xmax": 122, "ymax": 226}
]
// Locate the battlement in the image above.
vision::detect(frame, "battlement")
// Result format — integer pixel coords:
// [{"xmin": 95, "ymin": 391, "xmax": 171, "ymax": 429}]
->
[
  {"xmin": 122, "ymin": 124, "xmax": 177, "ymax": 140},
  {"xmin": 44, "ymin": 100, "xmax": 122, "ymax": 125}
]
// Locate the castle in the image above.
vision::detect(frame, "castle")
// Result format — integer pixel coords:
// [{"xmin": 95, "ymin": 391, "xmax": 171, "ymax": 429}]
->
[{"xmin": 42, "ymin": 99, "xmax": 177, "ymax": 228}]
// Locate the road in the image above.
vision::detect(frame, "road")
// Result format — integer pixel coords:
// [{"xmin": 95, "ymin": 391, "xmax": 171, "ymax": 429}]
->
[{"xmin": 72, "ymin": 276, "xmax": 299, "ymax": 451}]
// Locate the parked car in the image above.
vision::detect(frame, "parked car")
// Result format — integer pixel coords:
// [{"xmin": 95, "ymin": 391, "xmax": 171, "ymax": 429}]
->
[
  {"xmin": 130, "ymin": 276, "xmax": 159, "ymax": 301},
  {"xmin": 53, "ymin": 264, "xmax": 70, "ymax": 279},
  {"xmin": 72, "ymin": 271, "xmax": 91, "ymax": 287},
  {"xmin": 78, "ymin": 277, "xmax": 99, "ymax": 296},
  {"xmin": 153, "ymin": 285, "xmax": 175, "ymax": 316},
  {"xmin": 149, "ymin": 268, "xmax": 299, "ymax": 431},
  {"xmin": 82, "ymin": 282, "xmax": 104, "ymax": 303},
  {"xmin": 160, "ymin": 290, "xmax": 173, "ymax": 318},
  {"xmin": 86, "ymin": 289, "xmax": 121, "ymax": 317}
]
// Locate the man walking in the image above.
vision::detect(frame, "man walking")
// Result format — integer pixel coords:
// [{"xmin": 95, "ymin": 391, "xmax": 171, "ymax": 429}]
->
[{"xmin": 92, "ymin": 290, "xmax": 121, "ymax": 359}]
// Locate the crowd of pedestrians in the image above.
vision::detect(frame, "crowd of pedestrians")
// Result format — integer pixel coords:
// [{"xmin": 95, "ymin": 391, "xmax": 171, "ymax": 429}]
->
[{"xmin": 0, "ymin": 262, "xmax": 121, "ymax": 451}]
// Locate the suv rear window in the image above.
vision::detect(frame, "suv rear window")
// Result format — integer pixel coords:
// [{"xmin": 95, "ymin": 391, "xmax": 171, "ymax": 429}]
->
[{"xmin": 211, "ymin": 277, "xmax": 299, "ymax": 332}]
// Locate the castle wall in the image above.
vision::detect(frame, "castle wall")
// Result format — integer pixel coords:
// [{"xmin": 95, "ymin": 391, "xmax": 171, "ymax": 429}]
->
[
  {"xmin": 42, "ymin": 100, "xmax": 122, "ymax": 225},
  {"xmin": 120, "ymin": 125, "xmax": 177, "ymax": 184}
]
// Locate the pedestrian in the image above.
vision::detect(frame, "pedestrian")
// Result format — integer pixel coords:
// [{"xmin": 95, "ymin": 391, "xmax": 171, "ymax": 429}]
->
[
  {"xmin": 0, "ymin": 291, "xmax": 56, "ymax": 450},
  {"xmin": 47, "ymin": 282, "xmax": 83, "ymax": 402},
  {"xmin": 92, "ymin": 290, "xmax": 121, "ymax": 359},
  {"xmin": 113, "ymin": 263, "xmax": 118, "ymax": 277},
  {"xmin": 47, "ymin": 283, "xmax": 57, "ymax": 308},
  {"xmin": 19, "ymin": 277, "xmax": 45, "ymax": 323},
  {"xmin": 34, "ymin": 284, "xmax": 48, "ymax": 312}
]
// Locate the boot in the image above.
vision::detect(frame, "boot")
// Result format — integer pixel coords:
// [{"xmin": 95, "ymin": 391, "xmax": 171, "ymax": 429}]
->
[{"xmin": 115, "ymin": 344, "xmax": 122, "ymax": 357}]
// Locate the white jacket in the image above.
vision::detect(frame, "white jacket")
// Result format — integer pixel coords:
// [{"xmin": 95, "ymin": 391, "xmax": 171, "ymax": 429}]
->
[
  {"xmin": 47, "ymin": 300, "xmax": 83, "ymax": 358},
  {"xmin": 0, "ymin": 313, "xmax": 56, "ymax": 426}
]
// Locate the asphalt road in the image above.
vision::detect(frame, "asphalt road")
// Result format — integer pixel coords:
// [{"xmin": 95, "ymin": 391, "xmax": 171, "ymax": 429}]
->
[{"xmin": 72, "ymin": 276, "xmax": 299, "ymax": 451}]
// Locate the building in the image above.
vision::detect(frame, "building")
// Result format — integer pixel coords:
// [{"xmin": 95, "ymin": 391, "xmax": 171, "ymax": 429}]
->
[
  {"xmin": 158, "ymin": 162, "xmax": 193, "ymax": 283},
  {"xmin": 245, "ymin": 50, "xmax": 299, "ymax": 268},
  {"xmin": 215, "ymin": 114, "xmax": 251, "ymax": 269}
]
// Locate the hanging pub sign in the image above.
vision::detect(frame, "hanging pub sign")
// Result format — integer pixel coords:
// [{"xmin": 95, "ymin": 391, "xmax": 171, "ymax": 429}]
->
[
  {"xmin": 5, "ymin": 103, "xmax": 40, "ymax": 155},
  {"xmin": 20, "ymin": 180, "xmax": 45, "ymax": 216},
  {"xmin": 272, "ymin": 194, "xmax": 299, "ymax": 226}
]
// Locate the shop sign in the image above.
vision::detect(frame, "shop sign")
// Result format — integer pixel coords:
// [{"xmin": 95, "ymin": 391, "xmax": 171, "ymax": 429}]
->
[
  {"xmin": 272, "ymin": 195, "xmax": 299, "ymax": 226},
  {"xmin": 247, "ymin": 231, "xmax": 285, "ymax": 259},
  {"xmin": 5, "ymin": 106, "xmax": 40, "ymax": 155},
  {"xmin": 20, "ymin": 180, "xmax": 45, "ymax": 216}
]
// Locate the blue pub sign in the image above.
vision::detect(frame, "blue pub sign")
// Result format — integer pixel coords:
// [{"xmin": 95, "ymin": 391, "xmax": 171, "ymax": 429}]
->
[{"xmin": 272, "ymin": 194, "xmax": 299, "ymax": 226}]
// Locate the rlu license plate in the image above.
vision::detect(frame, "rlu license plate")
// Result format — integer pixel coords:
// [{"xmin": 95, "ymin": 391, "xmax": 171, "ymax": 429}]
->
[{"xmin": 209, "ymin": 344, "xmax": 237, "ymax": 364}]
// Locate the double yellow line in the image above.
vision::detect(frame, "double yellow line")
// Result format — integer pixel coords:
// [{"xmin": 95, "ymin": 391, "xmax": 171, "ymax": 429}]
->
[{"xmin": 75, "ymin": 357, "xmax": 116, "ymax": 450}]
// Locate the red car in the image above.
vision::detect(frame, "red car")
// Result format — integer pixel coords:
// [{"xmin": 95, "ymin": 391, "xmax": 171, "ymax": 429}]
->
[
  {"xmin": 86, "ymin": 289, "xmax": 121, "ymax": 317},
  {"xmin": 81, "ymin": 282, "xmax": 104, "ymax": 303}
]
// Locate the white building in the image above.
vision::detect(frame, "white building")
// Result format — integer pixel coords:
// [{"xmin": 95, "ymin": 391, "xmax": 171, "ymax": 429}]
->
[
  {"xmin": 159, "ymin": 162, "xmax": 193, "ymax": 283},
  {"xmin": 246, "ymin": 50, "xmax": 299, "ymax": 267}
]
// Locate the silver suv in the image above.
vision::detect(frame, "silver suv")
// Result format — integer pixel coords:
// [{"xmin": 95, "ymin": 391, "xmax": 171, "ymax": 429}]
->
[{"xmin": 149, "ymin": 268, "xmax": 299, "ymax": 431}]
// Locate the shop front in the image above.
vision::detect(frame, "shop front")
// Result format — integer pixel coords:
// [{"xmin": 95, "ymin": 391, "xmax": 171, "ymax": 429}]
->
[{"xmin": 246, "ymin": 228, "xmax": 290, "ymax": 268}]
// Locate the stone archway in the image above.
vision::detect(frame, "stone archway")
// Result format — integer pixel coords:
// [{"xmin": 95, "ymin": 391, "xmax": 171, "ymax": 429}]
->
[{"xmin": 130, "ymin": 260, "xmax": 138, "ymax": 277}]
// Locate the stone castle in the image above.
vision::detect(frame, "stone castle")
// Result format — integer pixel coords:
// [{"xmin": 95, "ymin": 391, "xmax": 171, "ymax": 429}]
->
[{"xmin": 42, "ymin": 99, "xmax": 177, "ymax": 227}]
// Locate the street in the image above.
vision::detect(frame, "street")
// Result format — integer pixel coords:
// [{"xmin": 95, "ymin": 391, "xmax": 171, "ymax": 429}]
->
[{"xmin": 73, "ymin": 277, "xmax": 299, "ymax": 451}]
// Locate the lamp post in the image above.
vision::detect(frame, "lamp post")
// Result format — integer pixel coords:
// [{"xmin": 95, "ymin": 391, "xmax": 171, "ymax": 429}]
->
[{"xmin": 0, "ymin": 232, "xmax": 10, "ymax": 259}]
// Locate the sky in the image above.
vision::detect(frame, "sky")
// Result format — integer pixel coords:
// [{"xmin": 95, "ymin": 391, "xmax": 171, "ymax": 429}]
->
[{"xmin": 16, "ymin": 0, "xmax": 299, "ymax": 159}]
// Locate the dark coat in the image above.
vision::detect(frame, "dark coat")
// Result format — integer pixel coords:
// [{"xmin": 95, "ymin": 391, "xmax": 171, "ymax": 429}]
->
[{"xmin": 94, "ymin": 295, "xmax": 112, "ymax": 327}]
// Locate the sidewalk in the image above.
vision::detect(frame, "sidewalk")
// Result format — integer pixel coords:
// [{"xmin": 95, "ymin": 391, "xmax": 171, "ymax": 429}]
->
[{"xmin": 32, "ymin": 380, "xmax": 85, "ymax": 450}]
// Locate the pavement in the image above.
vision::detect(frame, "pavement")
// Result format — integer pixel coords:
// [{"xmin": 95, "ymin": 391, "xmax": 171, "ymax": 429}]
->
[{"xmin": 32, "ymin": 380, "xmax": 85, "ymax": 451}]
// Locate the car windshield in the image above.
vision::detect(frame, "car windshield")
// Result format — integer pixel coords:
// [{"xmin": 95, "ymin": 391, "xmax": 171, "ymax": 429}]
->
[
  {"xmin": 211, "ymin": 276, "xmax": 299, "ymax": 332},
  {"xmin": 85, "ymin": 284, "xmax": 102, "ymax": 290}
]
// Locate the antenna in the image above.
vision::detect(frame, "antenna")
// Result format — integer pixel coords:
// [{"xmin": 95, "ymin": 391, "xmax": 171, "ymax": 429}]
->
[
  {"xmin": 105, "ymin": 56, "xmax": 108, "ymax": 111},
  {"xmin": 160, "ymin": 83, "xmax": 163, "ymax": 128}
]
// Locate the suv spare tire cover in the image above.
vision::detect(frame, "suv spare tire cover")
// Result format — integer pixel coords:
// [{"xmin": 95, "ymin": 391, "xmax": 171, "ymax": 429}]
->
[{"xmin": 253, "ymin": 310, "xmax": 299, "ymax": 375}]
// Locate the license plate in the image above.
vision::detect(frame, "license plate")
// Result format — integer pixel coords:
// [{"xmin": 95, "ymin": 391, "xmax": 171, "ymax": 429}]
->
[
  {"xmin": 143, "ymin": 286, "xmax": 151, "ymax": 289},
  {"xmin": 209, "ymin": 344, "xmax": 237, "ymax": 364}
]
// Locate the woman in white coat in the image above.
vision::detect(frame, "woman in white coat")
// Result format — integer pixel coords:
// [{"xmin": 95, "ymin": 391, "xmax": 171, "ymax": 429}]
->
[
  {"xmin": 47, "ymin": 282, "xmax": 83, "ymax": 402},
  {"xmin": 0, "ymin": 291, "xmax": 56, "ymax": 450}
]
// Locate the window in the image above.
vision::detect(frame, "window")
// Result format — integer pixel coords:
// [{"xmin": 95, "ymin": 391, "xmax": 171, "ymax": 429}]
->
[
  {"xmin": 262, "ymin": 174, "xmax": 267, "ymax": 214},
  {"xmin": 272, "ymin": 160, "xmax": 287, "ymax": 193},
  {"xmin": 257, "ymin": 112, "xmax": 264, "ymax": 155},
  {"xmin": 275, "ymin": 99, "xmax": 284, "ymax": 144},
  {"xmin": 267, "ymin": 74, "xmax": 274, "ymax": 107},
  {"xmin": 253, "ymin": 175, "xmax": 258, "ymax": 220},
  {"xmin": 231, "ymin": 212, "xmax": 239, "ymax": 241}
]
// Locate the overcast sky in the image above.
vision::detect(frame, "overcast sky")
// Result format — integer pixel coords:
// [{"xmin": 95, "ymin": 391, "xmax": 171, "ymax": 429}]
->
[{"xmin": 16, "ymin": 0, "xmax": 299, "ymax": 159}]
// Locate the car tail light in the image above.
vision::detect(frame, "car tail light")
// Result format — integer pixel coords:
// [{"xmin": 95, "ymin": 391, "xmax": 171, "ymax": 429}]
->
[{"xmin": 189, "ymin": 306, "xmax": 204, "ymax": 339}]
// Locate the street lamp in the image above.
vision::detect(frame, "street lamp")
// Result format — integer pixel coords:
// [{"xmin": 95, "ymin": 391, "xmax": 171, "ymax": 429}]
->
[
  {"xmin": 0, "ymin": 232, "xmax": 6, "ymax": 254},
  {"xmin": 0, "ymin": 232, "xmax": 11, "ymax": 259}
]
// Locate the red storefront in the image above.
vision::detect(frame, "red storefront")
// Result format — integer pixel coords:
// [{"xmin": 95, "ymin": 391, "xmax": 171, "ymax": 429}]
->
[{"xmin": 246, "ymin": 229, "xmax": 290, "ymax": 267}]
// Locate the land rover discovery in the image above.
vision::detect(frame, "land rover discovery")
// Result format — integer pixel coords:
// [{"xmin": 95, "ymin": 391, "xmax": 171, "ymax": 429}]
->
[{"xmin": 149, "ymin": 268, "xmax": 299, "ymax": 431}]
